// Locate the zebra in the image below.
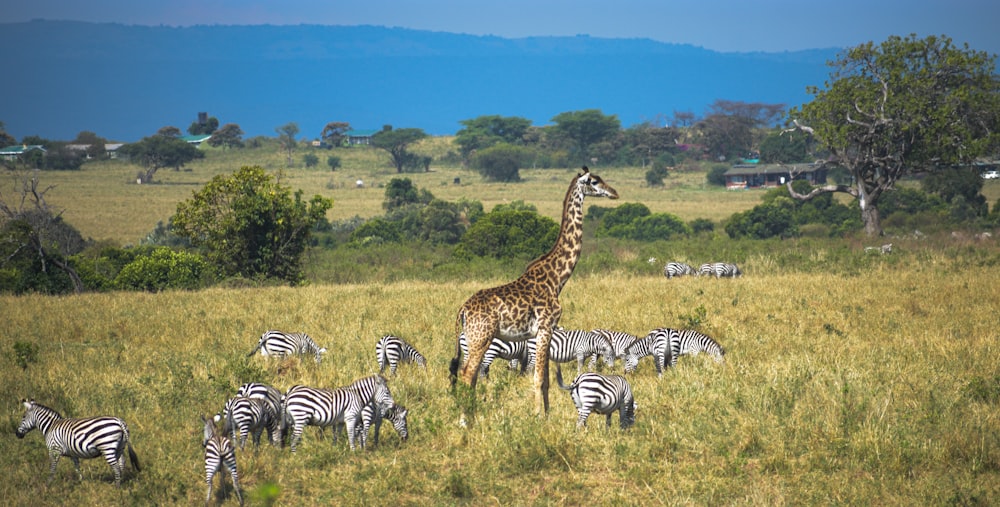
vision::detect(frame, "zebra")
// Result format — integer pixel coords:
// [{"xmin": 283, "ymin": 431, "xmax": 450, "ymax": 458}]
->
[
  {"xmin": 345, "ymin": 375, "xmax": 398, "ymax": 448},
  {"xmin": 16, "ymin": 398, "xmax": 140, "ymax": 487},
  {"xmin": 281, "ymin": 384, "xmax": 366, "ymax": 452},
  {"xmin": 222, "ymin": 395, "xmax": 273, "ymax": 451},
  {"xmin": 622, "ymin": 331, "xmax": 672, "ymax": 376},
  {"xmin": 646, "ymin": 327, "xmax": 725, "ymax": 368},
  {"xmin": 589, "ymin": 329, "xmax": 640, "ymax": 370},
  {"xmin": 355, "ymin": 403, "xmax": 409, "ymax": 447},
  {"xmin": 458, "ymin": 332, "xmax": 530, "ymax": 377},
  {"xmin": 524, "ymin": 328, "xmax": 614, "ymax": 374},
  {"xmin": 247, "ymin": 329, "xmax": 327, "ymax": 364},
  {"xmin": 698, "ymin": 262, "xmax": 742, "ymax": 278},
  {"xmin": 664, "ymin": 261, "xmax": 696, "ymax": 278},
  {"xmin": 201, "ymin": 414, "xmax": 243, "ymax": 507},
  {"xmin": 236, "ymin": 382, "xmax": 284, "ymax": 446},
  {"xmin": 555, "ymin": 365, "xmax": 636, "ymax": 429},
  {"xmin": 375, "ymin": 334, "xmax": 427, "ymax": 375}
]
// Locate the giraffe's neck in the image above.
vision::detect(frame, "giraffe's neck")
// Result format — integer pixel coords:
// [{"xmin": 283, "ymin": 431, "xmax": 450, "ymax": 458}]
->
[{"xmin": 521, "ymin": 176, "xmax": 585, "ymax": 296}]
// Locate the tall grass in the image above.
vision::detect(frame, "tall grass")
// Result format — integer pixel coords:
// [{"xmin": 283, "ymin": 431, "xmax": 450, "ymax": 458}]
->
[{"xmin": 2, "ymin": 261, "xmax": 998, "ymax": 505}]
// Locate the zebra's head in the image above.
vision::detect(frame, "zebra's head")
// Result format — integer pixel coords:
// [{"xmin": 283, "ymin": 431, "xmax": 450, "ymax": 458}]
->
[
  {"xmin": 623, "ymin": 354, "xmax": 639, "ymax": 375},
  {"xmin": 16, "ymin": 399, "xmax": 39, "ymax": 438},
  {"xmin": 387, "ymin": 405, "xmax": 409, "ymax": 442},
  {"xmin": 201, "ymin": 414, "xmax": 219, "ymax": 447},
  {"xmin": 314, "ymin": 347, "xmax": 327, "ymax": 364}
]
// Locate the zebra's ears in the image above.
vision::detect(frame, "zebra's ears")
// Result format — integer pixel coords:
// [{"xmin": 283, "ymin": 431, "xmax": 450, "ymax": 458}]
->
[
  {"xmin": 318, "ymin": 347, "xmax": 328, "ymax": 354},
  {"xmin": 213, "ymin": 414, "xmax": 222, "ymax": 424},
  {"xmin": 21, "ymin": 398, "xmax": 33, "ymax": 408}
]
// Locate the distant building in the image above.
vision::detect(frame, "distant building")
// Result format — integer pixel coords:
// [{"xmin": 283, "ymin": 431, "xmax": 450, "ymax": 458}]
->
[
  {"xmin": 723, "ymin": 163, "xmax": 827, "ymax": 190},
  {"xmin": 345, "ymin": 129, "xmax": 378, "ymax": 146},
  {"xmin": 180, "ymin": 134, "xmax": 212, "ymax": 145},
  {"xmin": 0, "ymin": 144, "xmax": 47, "ymax": 161}
]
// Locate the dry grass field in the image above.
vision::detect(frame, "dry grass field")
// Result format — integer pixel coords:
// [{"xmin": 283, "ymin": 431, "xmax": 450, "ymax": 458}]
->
[
  {"xmin": 3, "ymin": 138, "xmax": 1000, "ymax": 505},
  {"xmin": 2, "ymin": 259, "xmax": 999, "ymax": 505}
]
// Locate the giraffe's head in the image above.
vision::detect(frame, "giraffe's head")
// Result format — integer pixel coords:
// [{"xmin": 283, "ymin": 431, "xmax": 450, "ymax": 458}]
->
[{"xmin": 576, "ymin": 166, "xmax": 619, "ymax": 200}]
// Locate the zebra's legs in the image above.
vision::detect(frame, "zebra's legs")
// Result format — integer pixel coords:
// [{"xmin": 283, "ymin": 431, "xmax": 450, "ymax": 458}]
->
[
  {"xmin": 205, "ymin": 469, "xmax": 215, "ymax": 506},
  {"xmin": 576, "ymin": 409, "xmax": 591, "ymax": 429},
  {"xmin": 226, "ymin": 461, "xmax": 243, "ymax": 506}
]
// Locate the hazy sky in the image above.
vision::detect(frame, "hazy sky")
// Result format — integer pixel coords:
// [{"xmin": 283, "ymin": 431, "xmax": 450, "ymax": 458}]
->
[{"xmin": 4, "ymin": 0, "xmax": 1000, "ymax": 54}]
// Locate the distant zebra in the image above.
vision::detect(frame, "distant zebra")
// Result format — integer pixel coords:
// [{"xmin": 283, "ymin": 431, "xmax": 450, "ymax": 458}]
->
[
  {"xmin": 698, "ymin": 262, "xmax": 742, "ymax": 278},
  {"xmin": 222, "ymin": 395, "xmax": 273, "ymax": 451},
  {"xmin": 589, "ymin": 329, "xmax": 640, "ymax": 370},
  {"xmin": 16, "ymin": 399, "xmax": 140, "ymax": 487},
  {"xmin": 355, "ymin": 403, "xmax": 409, "ymax": 447},
  {"xmin": 664, "ymin": 262, "xmax": 696, "ymax": 278},
  {"xmin": 458, "ymin": 332, "xmax": 530, "ymax": 377},
  {"xmin": 201, "ymin": 414, "xmax": 243, "ymax": 507},
  {"xmin": 375, "ymin": 335, "xmax": 427, "ymax": 375},
  {"xmin": 525, "ymin": 329, "xmax": 614, "ymax": 374},
  {"xmin": 236, "ymin": 382, "xmax": 284, "ymax": 446},
  {"xmin": 555, "ymin": 365, "xmax": 636, "ymax": 429},
  {"xmin": 623, "ymin": 331, "xmax": 672, "ymax": 376},
  {"xmin": 247, "ymin": 330, "xmax": 327, "ymax": 364},
  {"xmin": 282, "ymin": 385, "xmax": 365, "ymax": 452}
]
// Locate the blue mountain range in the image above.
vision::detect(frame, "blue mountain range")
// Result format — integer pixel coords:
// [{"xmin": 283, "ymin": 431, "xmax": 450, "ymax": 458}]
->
[{"xmin": 0, "ymin": 20, "xmax": 840, "ymax": 142}]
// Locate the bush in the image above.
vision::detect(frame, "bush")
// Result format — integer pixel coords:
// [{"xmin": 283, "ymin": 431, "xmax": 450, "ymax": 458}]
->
[
  {"xmin": 472, "ymin": 143, "xmax": 527, "ymax": 182},
  {"xmin": 725, "ymin": 196, "xmax": 798, "ymax": 239},
  {"xmin": 706, "ymin": 165, "xmax": 729, "ymax": 186},
  {"xmin": 645, "ymin": 165, "xmax": 669, "ymax": 187},
  {"xmin": 349, "ymin": 218, "xmax": 403, "ymax": 245},
  {"xmin": 113, "ymin": 247, "xmax": 212, "ymax": 291},
  {"xmin": 454, "ymin": 209, "xmax": 558, "ymax": 260}
]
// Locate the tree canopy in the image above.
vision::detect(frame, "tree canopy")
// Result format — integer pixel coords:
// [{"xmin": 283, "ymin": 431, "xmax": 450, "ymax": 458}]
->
[
  {"xmin": 171, "ymin": 165, "xmax": 332, "ymax": 283},
  {"xmin": 454, "ymin": 115, "xmax": 532, "ymax": 158},
  {"xmin": 119, "ymin": 135, "xmax": 204, "ymax": 183},
  {"xmin": 790, "ymin": 34, "xmax": 1000, "ymax": 236},
  {"xmin": 371, "ymin": 127, "xmax": 428, "ymax": 173}
]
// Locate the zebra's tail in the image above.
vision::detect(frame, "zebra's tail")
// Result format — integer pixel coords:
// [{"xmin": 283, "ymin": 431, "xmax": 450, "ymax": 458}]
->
[
  {"xmin": 555, "ymin": 364, "xmax": 572, "ymax": 391},
  {"xmin": 449, "ymin": 313, "xmax": 465, "ymax": 388},
  {"xmin": 127, "ymin": 441, "xmax": 140, "ymax": 472},
  {"xmin": 246, "ymin": 337, "xmax": 264, "ymax": 358}
]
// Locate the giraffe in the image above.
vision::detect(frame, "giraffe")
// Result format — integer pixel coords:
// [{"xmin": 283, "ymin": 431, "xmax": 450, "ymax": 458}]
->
[{"xmin": 449, "ymin": 166, "xmax": 619, "ymax": 416}]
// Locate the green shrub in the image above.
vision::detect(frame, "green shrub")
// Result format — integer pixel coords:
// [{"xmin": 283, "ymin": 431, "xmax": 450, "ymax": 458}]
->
[
  {"xmin": 114, "ymin": 247, "xmax": 212, "ymax": 291},
  {"xmin": 454, "ymin": 209, "xmax": 558, "ymax": 260}
]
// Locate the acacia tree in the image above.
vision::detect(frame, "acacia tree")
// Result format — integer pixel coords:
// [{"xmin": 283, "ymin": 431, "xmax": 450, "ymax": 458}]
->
[
  {"xmin": 371, "ymin": 127, "xmax": 428, "ymax": 173},
  {"xmin": 276, "ymin": 122, "xmax": 300, "ymax": 167},
  {"xmin": 208, "ymin": 123, "xmax": 244, "ymax": 149},
  {"xmin": 119, "ymin": 135, "xmax": 204, "ymax": 183},
  {"xmin": 454, "ymin": 115, "xmax": 532, "ymax": 158},
  {"xmin": 789, "ymin": 34, "xmax": 1000, "ymax": 236},
  {"xmin": 171, "ymin": 166, "xmax": 332, "ymax": 283},
  {"xmin": 320, "ymin": 121, "xmax": 351, "ymax": 147}
]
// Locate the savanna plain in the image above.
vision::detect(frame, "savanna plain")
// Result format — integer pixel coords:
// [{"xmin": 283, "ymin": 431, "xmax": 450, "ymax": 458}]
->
[{"xmin": 2, "ymin": 139, "xmax": 999, "ymax": 505}]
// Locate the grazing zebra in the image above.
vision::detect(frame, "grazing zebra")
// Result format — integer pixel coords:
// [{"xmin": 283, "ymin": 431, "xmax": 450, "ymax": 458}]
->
[
  {"xmin": 16, "ymin": 399, "xmax": 140, "ymax": 487},
  {"xmin": 201, "ymin": 415, "xmax": 243, "ymax": 507},
  {"xmin": 355, "ymin": 403, "xmax": 409, "ymax": 447},
  {"xmin": 664, "ymin": 262, "xmax": 696, "ymax": 278},
  {"xmin": 555, "ymin": 365, "xmax": 636, "ymax": 429},
  {"xmin": 589, "ymin": 329, "xmax": 640, "ymax": 370},
  {"xmin": 236, "ymin": 382, "xmax": 284, "ymax": 446},
  {"xmin": 622, "ymin": 331, "xmax": 672, "ymax": 376},
  {"xmin": 222, "ymin": 395, "xmax": 273, "ymax": 451},
  {"xmin": 652, "ymin": 327, "xmax": 725, "ymax": 367},
  {"xmin": 525, "ymin": 329, "xmax": 614, "ymax": 374},
  {"xmin": 282, "ymin": 385, "xmax": 365, "ymax": 452},
  {"xmin": 458, "ymin": 332, "xmax": 530, "ymax": 377},
  {"xmin": 247, "ymin": 329, "xmax": 327, "ymax": 364},
  {"xmin": 375, "ymin": 335, "xmax": 427, "ymax": 375},
  {"xmin": 698, "ymin": 262, "xmax": 742, "ymax": 278}
]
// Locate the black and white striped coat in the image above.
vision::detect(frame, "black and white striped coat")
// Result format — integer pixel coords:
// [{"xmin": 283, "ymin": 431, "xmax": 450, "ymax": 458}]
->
[
  {"xmin": 555, "ymin": 366, "xmax": 636, "ymax": 429},
  {"xmin": 623, "ymin": 331, "xmax": 672, "ymax": 376},
  {"xmin": 525, "ymin": 329, "xmax": 614, "ymax": 374},
  {"xmin": 247, "ymin": 329, "xmax": 327, "ymax": 363},
  {"xmin": 698, "ymin": 262, "xmax": 742, "ymax": 278},
  {"xmin": 236, "ymin": 382, "xmax": 284, "ymax": 446},
  {"xmin": 355, "ymin": 403, "xmax": 409, "ymax": 447},
  {"xmin": 16, "ymin": 399, "xmax": 140, "ymax": 487},
  {"xmin": 664, "ymin": 262, "xmax": 696, "ymax": 278},
  {"xmin": 458, "ymin": 332, "xmax": 530, "ymax": 377},
  {"xmin": 589, "ymin": 329, "xmax": 640, "ymax": 370},
  {"xmin": 281, "ymin": 384, "xmax": 366, "ymax": 452},
  {"xmin": 222, "ymin": 395, "xmax": 273, "ymax": 451},
  {"xmin": 201, "ymin": 415, "xmax": 243, "ymax": 507},
  {"xmin": 647, "ymin": 328, "xmax": 725, "ymax": 368},
  {"xmin": 346, "ymin": 375, "xmax": 397, "ymax": 422},
  {"xmin": 376, "ymin": 335, "xmax": 427, "ymax": 375}
]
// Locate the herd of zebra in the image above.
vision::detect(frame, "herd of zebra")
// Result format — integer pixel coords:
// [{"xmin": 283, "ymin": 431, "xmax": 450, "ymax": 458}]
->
[
  {"xmin": 664, "ymin": 261, "xmax": 742, "ymax": 279},
  {"xmin": 15, "ymin": 326, "xmax": 724, "ymax": 500}
]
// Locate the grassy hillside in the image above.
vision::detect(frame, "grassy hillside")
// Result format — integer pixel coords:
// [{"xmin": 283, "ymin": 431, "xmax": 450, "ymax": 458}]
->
[{"xmin": 2, "ymin": 259, "xmax": 999, "ymax": 505}]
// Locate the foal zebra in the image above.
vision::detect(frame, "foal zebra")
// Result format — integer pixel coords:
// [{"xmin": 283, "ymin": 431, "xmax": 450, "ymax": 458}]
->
[
  {"xmin": 525, "ymin": 328, "xmax": 614, "ymax": 374},
  {"xmin": 247, "ymin": 329, "xmax": 327, "ymax": 364},
  {"xmin": 201, "ymin": 415, "xmax": 243, "ymax": 507},
  {"xmin": 356, "ymin": 403, "xmax": 409, "ymax": 447},
  {"xmin": 236, "ymin": 382, "xmax": 284, "ymax": 446},
  {"xmin": 222, "ymin": 395, "xmax": 273, "ymax": 451},
  {"xmin": 282, "ymin": 384, "xmax": 366, "ymax": 452},
  {"xmin": 623, "ymin": 331, "xmax": 672, "ymax": 376},
  {"xmin": 664, "ymin": 262, "xmax": 696, "ymax": 278},
  {"xmin": 458, "ymin": 332, "xmax": 530, "ymax": 377},
  {"xmin": 698, "ymin": 262, "xmax": 742, "ymax": 278},
  {"xmin": 16, "ymin": 399, "xmax": 140, "ymax": 487},
  {"xmin": 555, "ymin": 365, "xmax": 636, "ymax": 429},
  {"xmin": 375, "ymin": 335, "xmax": 427, "ymax": 375}
]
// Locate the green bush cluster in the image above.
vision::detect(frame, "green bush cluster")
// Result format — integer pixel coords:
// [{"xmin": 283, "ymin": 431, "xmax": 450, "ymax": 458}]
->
[
  {"xmin": 726, "ymin": 181, "xmax": 860, "ymax": 239},
  {"xmin": 73, "ymin": 245, "xmax": 212, "ymax": 292},
  {"xmin": 591, "ymin": 202, "xmax": 691, "ymax": 241},
  {"xmin": 454, "ymin": 208, "xmax": 558, "ymax": 260}
]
